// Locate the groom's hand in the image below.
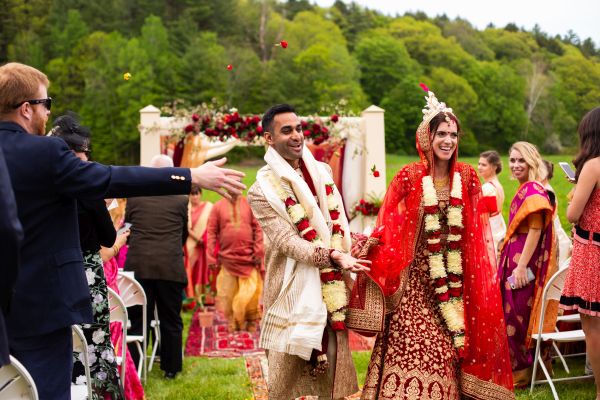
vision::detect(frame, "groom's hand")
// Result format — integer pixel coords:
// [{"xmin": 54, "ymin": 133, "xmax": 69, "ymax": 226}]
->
[
  {"xmin": 330, "ymin": 250, "xmax": 371, "ymax": 273},
  {"xmin": 190, "ymin": 157, "xmax": 246, "ymax": 200}
]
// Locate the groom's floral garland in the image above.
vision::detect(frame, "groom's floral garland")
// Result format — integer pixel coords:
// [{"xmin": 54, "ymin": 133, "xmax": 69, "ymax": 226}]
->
[
  {"xmin": 266, "ymin": 173, "xmax": 348, "ymax": 331},
  {"xmin": 422, "ymin": 172, "xmax": 465, "ymax": 353}
]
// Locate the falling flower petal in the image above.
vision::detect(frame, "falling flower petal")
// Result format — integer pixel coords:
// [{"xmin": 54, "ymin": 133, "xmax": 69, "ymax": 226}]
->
[{"xmin": 419, "ymin": 82, "xmax": 429, "ymax": 92}]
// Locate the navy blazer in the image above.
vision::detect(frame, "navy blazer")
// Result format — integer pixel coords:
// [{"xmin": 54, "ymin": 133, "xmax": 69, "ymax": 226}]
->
[
  {"xmin": 0, "ymin": 121, "xmax": 192, "ymax": 337},
  {"xmin": 0, "ymin": 143, "xmax": 23, "ymax": 365}
]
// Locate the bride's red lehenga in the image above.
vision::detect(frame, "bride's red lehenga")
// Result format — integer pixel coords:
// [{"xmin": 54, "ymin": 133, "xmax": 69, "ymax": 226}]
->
[{"xmin": 358, "ymin": 109, "xmax": 514, "ymax": 400}]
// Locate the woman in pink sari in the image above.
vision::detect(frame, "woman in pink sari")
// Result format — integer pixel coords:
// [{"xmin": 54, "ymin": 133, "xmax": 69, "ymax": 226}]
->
[
  {"xmin": 102, "ymin": 253, "xmax": 145, "ymax": 400},
  {"xmin": 184, "ymin": 185, "xmax": 213, "ymax": 300},
  {"xmin": 498, "ymin": 141, "xmax": 557, "ymax": 386}
]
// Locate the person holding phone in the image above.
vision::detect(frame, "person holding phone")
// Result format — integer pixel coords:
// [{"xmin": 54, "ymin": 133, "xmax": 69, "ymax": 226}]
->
[
  {"xmin": 498, "ymin": 141, "xmax": 558, "ymax": 386},
  {"xmin": 560, "ymin": 106, "xmax": 600, "ymax": 400}
]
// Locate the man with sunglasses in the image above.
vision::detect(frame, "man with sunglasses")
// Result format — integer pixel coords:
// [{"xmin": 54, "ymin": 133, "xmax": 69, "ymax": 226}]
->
[{"xmin": 0, "ymin": 62, "xmax": 246, "ymax": 400}]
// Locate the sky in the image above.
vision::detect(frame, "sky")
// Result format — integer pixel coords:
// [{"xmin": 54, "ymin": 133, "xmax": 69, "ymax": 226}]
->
[{"xmin": 313, "ymin": 0, "xmax": 600, "ymax": 46}]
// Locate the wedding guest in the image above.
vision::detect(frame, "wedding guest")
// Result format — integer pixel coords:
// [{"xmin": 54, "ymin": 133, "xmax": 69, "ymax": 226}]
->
[
  {"xmin": 498, "ymin": 141, "xmax": 557, "ymax": 386},
  {"xmin": 124, "ymin": 154, "xmax": 189, "ymax": 380},
  {"xmin": 0, "ymin": 62, "xmax": 245, "ymax": 399},
  {"xmin": 541, "ymin": 159, "xmax": 572, "ymax": 266},
  {"xmin": 50, "ymin": 113, "xmax": 124, "ymax": 398},
  {"xmin": 560, "ymin": 106, "xmax": 600, "ymax": 400},
  {"xmin": 207, "ymin": 194, "xmax": 263, "ymax": 332},
  {"xmin": 185, "ymin": 185, "xmax": 213, "ymax": 301},
  {"xmin": 478, "ymin": 150, "xmax": 507, "ymax": 254},
  {"xmin": 0, "ymin": 142, "xmax": 23, "ymax": 368}
]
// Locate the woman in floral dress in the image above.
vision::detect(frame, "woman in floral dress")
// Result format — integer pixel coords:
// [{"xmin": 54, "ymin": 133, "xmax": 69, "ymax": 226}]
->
[
  {"xmin": 51, "ymin": 114, "xmax": 125, "ymax": 399},
  {"xmin": 359, "ymin": 88, "xmax": 514, "ymax": 399}
]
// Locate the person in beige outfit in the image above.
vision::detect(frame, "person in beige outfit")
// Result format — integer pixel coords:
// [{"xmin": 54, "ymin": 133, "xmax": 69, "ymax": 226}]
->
[{"xmin": 248, "ymin": 104, "xmax": 370, "ymax": 399}]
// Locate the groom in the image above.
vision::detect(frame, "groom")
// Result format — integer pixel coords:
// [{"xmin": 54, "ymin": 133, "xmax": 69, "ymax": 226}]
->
[{"xmin": 248, "ymin": 104, "xmax": 369, "ymax": 399}]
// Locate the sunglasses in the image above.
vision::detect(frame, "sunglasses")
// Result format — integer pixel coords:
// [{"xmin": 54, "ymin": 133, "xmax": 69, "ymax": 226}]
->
[{"xmin": 13, "ymin": 97, "xmax": 52, "ymax": 111}]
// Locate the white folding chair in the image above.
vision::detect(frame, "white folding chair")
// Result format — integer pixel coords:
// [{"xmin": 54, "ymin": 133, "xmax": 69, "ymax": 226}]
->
[
  {"xmin": 107, "ymin": 287, "xmax": 128, "ymax": 392},
  {"xmin": 530, "ymin": 266, "xmax": 593, "ymax": 399},
  {"xmin": 71, "ymin": 325, "xmax": 93, "ymax": 400},
  {"xmin": 117, "ymin": 271, "xmax": 148, "ymax": 383},
  {"xmin": 148, "ymin": 306, "xmax": 161, "ymax": 372},
  {"xmin": 0, "ymin": 355, "xmax": 38, "ymax": 399}
]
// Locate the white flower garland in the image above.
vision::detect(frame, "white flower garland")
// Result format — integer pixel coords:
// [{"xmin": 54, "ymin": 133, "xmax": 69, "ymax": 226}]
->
[
  {"xmin": 422, "ymin": 172, "xmax": 465, "ymax": 351},
  {"xmin": 266, "ymin": 172, "xmax": 348, "ymax": 330}
]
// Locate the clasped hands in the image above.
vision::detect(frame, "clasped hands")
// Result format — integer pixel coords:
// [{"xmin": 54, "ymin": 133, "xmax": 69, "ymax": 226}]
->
[{"xmin": 330, "ymin": 250, "xmax": 371, "ymax": 273}]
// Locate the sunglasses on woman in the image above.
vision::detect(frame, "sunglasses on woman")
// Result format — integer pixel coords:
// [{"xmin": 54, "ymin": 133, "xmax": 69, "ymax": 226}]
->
[{"xmin": 13, "ymin": 97, "xmax": 52, "ymax": 111}]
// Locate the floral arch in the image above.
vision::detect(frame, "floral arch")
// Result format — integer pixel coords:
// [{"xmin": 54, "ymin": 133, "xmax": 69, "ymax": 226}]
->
[{"xmin": 138, "ymin": 104, "xmax": 386, "ymax": 233}]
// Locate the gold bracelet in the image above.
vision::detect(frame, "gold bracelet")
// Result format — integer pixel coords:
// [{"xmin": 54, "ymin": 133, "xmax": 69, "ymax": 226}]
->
[{"xmin": 112, "ymin": 244, "xmax": 120, "ymax": 256}]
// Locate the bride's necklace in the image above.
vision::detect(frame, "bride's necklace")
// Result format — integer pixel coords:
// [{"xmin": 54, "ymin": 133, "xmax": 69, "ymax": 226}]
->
[{"xmin": 433, "ymin": 175, "xmax": 449, "ymax": 191}]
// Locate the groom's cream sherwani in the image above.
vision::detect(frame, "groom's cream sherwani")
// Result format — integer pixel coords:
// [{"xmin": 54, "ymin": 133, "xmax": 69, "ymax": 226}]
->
[{"xmin": 248, "ymin": 150, "xmax": 358, "ymax": 400}]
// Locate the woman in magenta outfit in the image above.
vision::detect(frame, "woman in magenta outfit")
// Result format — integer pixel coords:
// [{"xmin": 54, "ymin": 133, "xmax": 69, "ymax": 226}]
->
[
  {"xmin": 560, "ymin": 106, "xmax": 600, "ymax": 400},
  {"xmin": 498, "ymin": 141, "xmax": 557, "ymax": 386},
  {"xmin": 103, "ymin": 256, "xmax": 146, "ymax": 400}
]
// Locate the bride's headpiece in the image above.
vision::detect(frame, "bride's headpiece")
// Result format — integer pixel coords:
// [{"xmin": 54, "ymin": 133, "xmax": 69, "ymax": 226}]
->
[
  {"xmin": 416, "ymin": 83, "xmax": 455, "ymax": 154},
  {"xmin": 419, "ymin": 83, "xmax": 453, "ymax": 124}
]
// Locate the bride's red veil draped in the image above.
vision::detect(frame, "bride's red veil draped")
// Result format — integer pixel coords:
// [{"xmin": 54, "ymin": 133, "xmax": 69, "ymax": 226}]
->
[{"xmin": 356, "ymin": 110, "xmax": 514, "ymax": 399}]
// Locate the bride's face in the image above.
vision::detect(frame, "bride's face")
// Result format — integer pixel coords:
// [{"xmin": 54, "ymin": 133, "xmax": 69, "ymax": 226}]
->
[{"xmin": 431, "ymin": 121, "xmax": 458, "ymax": 162}]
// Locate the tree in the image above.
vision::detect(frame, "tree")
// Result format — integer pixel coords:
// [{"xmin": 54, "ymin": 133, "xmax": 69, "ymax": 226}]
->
[{"xmin": 354, "ymin": 31, "xmax": 420, "ymax": 105}]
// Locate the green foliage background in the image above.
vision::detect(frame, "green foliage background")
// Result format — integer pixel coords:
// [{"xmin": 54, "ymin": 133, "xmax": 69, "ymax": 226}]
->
[{"xmin": 3, "ymin": 0, "xmax": 600, "ymax": 164}]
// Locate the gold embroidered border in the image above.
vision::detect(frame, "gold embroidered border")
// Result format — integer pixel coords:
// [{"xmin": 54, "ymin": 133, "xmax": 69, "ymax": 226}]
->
[
  {"xmin": 461, "ymin": 372, "xmax": 515, "ymax": 400},
  {"xmin": 346, "ymin": 275, "xmax": 385, "ymax": 333}
]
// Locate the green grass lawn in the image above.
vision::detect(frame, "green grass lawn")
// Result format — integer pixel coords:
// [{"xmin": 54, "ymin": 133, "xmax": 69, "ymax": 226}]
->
[
  {"xmin": 203, "ymin": 153, "xmax": 575, "ymax": 227},
  {"xmin": 145, "ymin": 153, "xmax": 593, "ymax": 399}
]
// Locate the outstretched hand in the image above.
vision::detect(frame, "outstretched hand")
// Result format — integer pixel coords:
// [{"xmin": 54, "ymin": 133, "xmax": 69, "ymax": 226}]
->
[
  {"xmin": 190, "ymin": 158, "xmax": 246, "ymax": 200},
  {"xmin": 330, "ymin": 250, "xmax": 371, "ymax": 273}
]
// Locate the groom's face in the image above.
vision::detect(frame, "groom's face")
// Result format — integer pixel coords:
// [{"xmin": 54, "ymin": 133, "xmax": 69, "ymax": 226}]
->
[{"xmin": 267, "ymin": 112, "xmax": 303, "ymax": 166}]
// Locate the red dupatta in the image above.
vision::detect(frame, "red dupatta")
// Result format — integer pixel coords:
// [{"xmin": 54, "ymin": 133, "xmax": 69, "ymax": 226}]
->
[{"xmin": 359, "ymin": 111, "xmax": 514, "ymax": 398}]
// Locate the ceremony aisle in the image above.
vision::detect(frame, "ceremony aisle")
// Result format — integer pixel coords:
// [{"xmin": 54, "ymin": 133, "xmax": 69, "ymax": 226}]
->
[{"xmin": 141, "ymin": 156, "xmax": 595, "ymax": 399}]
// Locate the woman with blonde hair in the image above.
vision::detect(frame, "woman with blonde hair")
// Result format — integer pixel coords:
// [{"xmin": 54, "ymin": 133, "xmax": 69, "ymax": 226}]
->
[
  {"xmin": 478, "ymin": 150, "xmax": 507, "ymax": 253},
  {"xmin": 498, "ymin": 141, "xmax": 557, "ymax": 386}
]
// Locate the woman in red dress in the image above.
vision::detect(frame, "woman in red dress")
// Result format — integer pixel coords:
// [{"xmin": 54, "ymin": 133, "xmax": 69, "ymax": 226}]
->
[
  {"xmin": 560, "ymin": 106, "xmax": 600, "ymax": 400},
  {"xmin": 360, "ymin": 88, "xmax": 514, "ymax": 399}
]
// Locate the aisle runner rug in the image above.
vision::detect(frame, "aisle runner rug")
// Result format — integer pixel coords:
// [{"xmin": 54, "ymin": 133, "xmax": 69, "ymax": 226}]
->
[
  {"xmin": 245, "ymin": 353, "xmax": 362, "ymax": 400},
  {"xmin": 184, "ymin": 307, "xmax": 263, "ymax": 358},
  {"xmin": 185, "ymin": 306, "xmax": 375, "ymax": 358}
]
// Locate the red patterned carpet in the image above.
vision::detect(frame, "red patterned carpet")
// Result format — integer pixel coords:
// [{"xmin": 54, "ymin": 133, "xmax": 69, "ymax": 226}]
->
[
  {"xmin": 185, "ymin": 307, "xmax": 375, "ymax": 358},
  {"xmin": 184, "ymin": 307, "xmax": 263, "ymax": 358}
]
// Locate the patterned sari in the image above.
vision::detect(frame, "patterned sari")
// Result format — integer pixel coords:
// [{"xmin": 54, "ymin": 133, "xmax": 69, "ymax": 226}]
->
[{"xmin": 498, "ymin": 181, "xmax": 557, "ymax": 385}]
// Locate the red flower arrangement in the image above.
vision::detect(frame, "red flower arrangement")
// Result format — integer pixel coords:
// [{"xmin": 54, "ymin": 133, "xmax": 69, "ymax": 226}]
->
[
  {"xmin": 353, "ymin": 197, "xmax": 382, "ymax": 217},
  {"xmin": 179, "ymin": 107, "xmax": 341, "ymax": 145}
]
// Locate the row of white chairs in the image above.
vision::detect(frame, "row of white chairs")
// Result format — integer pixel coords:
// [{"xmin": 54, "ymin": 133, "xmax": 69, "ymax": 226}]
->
[
  {"xmin": 529, "ymin": 259, "xmax": 594, "ymax": 399},
  {"xmin": 0, "ymin": 272, "xmax": 158, "ymax": 400}
]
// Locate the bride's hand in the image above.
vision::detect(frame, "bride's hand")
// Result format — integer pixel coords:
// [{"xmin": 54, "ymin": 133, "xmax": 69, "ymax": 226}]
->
[{"xmin": 330, "ymin": 250, "xmax": 371, "ymax": 273}]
